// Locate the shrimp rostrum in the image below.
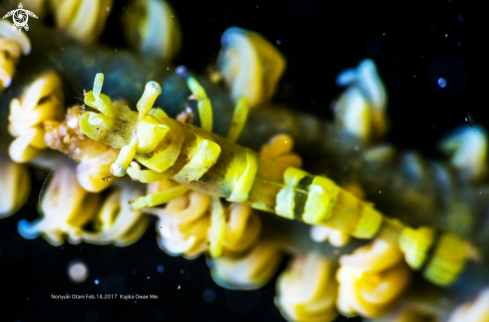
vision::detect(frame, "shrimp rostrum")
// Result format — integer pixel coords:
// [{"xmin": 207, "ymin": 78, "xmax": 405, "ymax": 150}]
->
[{"xmin": 80, "ymin": 67, "xmax": 475, "ymax": 289}]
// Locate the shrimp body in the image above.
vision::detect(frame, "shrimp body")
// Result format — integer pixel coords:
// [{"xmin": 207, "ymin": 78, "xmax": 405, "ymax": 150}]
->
[{"xmin": 79, "ymin": 71, "xmax": 472, "ymax": 288}]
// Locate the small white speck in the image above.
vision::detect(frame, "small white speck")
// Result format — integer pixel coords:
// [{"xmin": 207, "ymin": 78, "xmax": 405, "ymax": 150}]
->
[
  {"xmin": 379, "ymin": 191, "xmax": 382, "ymax": 194},
  {"xmin": 167, "ymin": 67, "xmax": 169, "ymax": 70},
  {"xmin": 94, "ymin": 279, "xmax": 99, "ymax": 285},
  {"xmin": 147, "ymin": 276, "xmax": 150, "ymax": 280},
  {"xmin": 178, "ymin": 285, "xmax": 181, "ymax": 290}
]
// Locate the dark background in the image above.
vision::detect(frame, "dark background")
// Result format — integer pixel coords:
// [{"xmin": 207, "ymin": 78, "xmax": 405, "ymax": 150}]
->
[{"xmin": 1, "ymin": 0, "xmax": 487, "ymax": 321}]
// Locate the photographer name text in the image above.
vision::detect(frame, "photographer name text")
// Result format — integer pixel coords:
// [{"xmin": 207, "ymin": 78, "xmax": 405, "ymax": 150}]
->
[{"xmin": 51, "ymin": 294, "xmax": 158, "ymax": 300}]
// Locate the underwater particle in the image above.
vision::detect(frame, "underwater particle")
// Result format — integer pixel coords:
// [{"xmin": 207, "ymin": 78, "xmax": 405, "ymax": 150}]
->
[
  {"xmin": 67, "ymin": 259, "xmax": 88, "ymax": 283},
  {"xmin": 157, "ymin": 265, "xmax": 164, "ymax": 273},
  {"xmin": 203, "ymin": 289, "xmax": 216, "ymax": 303},
  {"xmin": 438, "ymin": 78, "xmax": 447, "ymax": 88},
  {"xmin": 94, "ymin": 279, "xmax": 99, "ymax": 285},
  {"xmin": 131, "ymin": 269, "xmax": 137, "ymax": 275},
  {"xmin": 178, "ymin": 285, "xmax": 181, "ymax": 289},
  {"xmin": 458, "ymin": 14, "xmax": 465, "ymax": 22},
  {"xmin": 153, "ymin": 308, "xmax": 165, "ymax": 319},
  {"xmin": 429, "ymin": 57, "xmax": 467, "ymax": 95},
  {"xmin": 276, "ymin": 39, "xmax": 282, "ymax": 45},
  {"xmin": 445, "ymin": 33, "xmax": 448, "ymax": 37},
  {"xmin": 365, "ymin": 39, "xmax": 383, "ymax": 57},
  {"xmin": 432, "ymin": 124, "xmax": 438, "ymax": 130},
  {"xmin": 147, "ymin": 276, "xmax": 150, "ymax": 280}
]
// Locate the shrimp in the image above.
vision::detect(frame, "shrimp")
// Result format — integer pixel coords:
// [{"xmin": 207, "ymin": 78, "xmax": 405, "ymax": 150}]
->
[{"xmin": 77, "ymin": 67, "xmax": 476, "ymax": 289}]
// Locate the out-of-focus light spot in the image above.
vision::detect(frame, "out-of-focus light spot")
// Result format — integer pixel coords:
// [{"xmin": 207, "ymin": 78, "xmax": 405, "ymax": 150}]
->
[
  {"xmin": 154, "ymin": 308, "xmax": 165, "ymax": 320},
  {"xmin": 276, "ymin": 39, "xmax": 282, "ymax": 45},
  {"xmin": 147, "ymin": 276, "xmax": 150, "ymax": 280},
  {"xmin": 432, "ymin": 124, "xmax": 438, "ymax": 130},
  {"xmin": 438, "ymin": 78, "xmax": 447, "ymax": 88},
  {"xmin": 382, "ymin": 33, "xmax": 385, "ymax": 36},
  {"xmin": 458, "ymin": 14, "xmax": 465, "ymax": 22},
  {"xmin": 106, "ymin": 7, "xmax": 110, "ymax": 12},
  {"xmin": 131, "ymin": 269, "xmax": 137, "ymax": 275},
  {"xmin": 178, "ymin": 285, "xmax": 181, "ymax": 289},
  {"xmin": 365, "ymin": 39, "xmax": 383, "ymax": 57},
  {"xmin": 94, "ymin": 279, "xmax": 99, "ymax": 285},
  {"xmin": 429, "ymin": 57, "xmax": 466, "ymax": 95},
  {"xmin": 458, "ymin": 42, "xmax": 462, "ymax": 46},
  {"xmin": 445, "ymin": 33, "xmax": 448, "ymax": 37},
  {"xmin": 67, "ymin": 260, "xmax": 88, "ymax": 283},
  {"xmin": 157, "ymin": 265, "xmax": 164, "ymax": 273},
  {"xmin": 203, "ymin": 289, "xmax": 216, "ymax": 303}
]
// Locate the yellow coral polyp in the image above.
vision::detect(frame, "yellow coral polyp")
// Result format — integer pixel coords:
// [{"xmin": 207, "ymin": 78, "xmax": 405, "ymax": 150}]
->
[
  {"xmin": 336, "ymin": 240, "xmax": 411, "ymax": 318},
  {"xmin": 208, "ymin": 243, "xmax": 282, "ymax": 290},
  {"xmin": 275, "ymin": 252, "xmax": 339, "ymax": 322},
  {"xmin": 81, "ymin": 185, "xmax": 148, "ymax": 246},
  {"xmin": 123, "ymin": 0, "xmax": 181, "ymax": 60},
  {"xmin": 218, "ymin": 27, "xmax": 286, "ymax": 108},
  {"xmin": 50, "ymin": 0, "xmax": 113, "ymax": 44},
  {"xmin": 0, "ymin": 20, "xmax": 31, "ymax": 91},
  {"xmin": 0, "ymin": 155, "xmax": 30, "ymax": 217},
  {"xmin": 148, "ymin": 181, "xmax": 262, "ymax": 260},
  {"xmin": 8, "ymin": 72, "xmax": 64, "ymax": 163},
  {"xmin": 333, "ymin": 59, "xmax": 388, "ymax": 142},
  {"xmin": 17, "ymin": 162, "xmax": 100, "ymax": 246}
]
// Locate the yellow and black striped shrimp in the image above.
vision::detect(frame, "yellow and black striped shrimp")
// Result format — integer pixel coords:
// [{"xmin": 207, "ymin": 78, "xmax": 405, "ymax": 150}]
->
[{"xmin": 78, "ymin": 67, "xmax": 475, "ymax": 288}]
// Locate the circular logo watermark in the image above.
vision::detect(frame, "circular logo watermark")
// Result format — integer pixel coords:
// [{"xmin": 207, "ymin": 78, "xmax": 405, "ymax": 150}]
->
[{"xmin": 3, "ymin": 3, "xmax": 38, "ymax": 31}]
